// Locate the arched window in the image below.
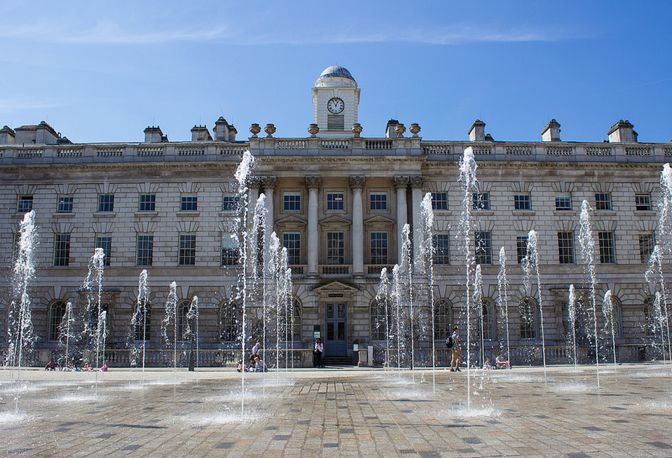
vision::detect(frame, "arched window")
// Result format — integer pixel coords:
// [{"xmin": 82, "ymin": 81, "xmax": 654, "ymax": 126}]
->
[
  {"xmin": 132, "ymin": 300, "xmax": 151, "ymax": 341},
  {"xmin": 370, "ymin": 298, "xmax": 391, "ymax": 341},
  {"xmin": 219, "ymin": 300, "xmax": 240, "ymax": 343},
  {"xmin": 48, "ymin": 301, "xmax": 66, "ymax": 341},
  {"xmin": 519, "ymin": 297, "xmax": 537, "ymax": 339},
  {"xmin": 482, "ymin": 299, "xmax": 496, "ymax": 340},
  {"xmin": 176, "ymin": 301, "xmax": 191, "ymax": 341},
  {"xmin": 434, "ymin": 299, "xmax": 453, "ymax": 340}
]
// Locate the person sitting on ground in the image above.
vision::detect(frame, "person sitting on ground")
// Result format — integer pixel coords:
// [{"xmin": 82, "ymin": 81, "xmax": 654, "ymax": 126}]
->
[
  {"xmin": 83, "ymin": 363, "xmax": 93, "ymax": 372},
  {"xmin": 100, "ymin": 361, "xmax": 109, "ymax": 372},
  {"xmin": 483, "ymin": 358, "xmax": 494, "ymax": 370},
  {"xmin": 251, "ymin": 340, "xmax": 260, "ymax": 357},
  {"xmin": 495, "ymin": 353, "xmax": 511, "ymax": 369},
  {"xmin": 45, "ymin": 360, "xmax": 57, "ymax": 371},
  {"xmin": 236, "ymin": 359, "xmax": 245, "ymax": 372},
  {"xmin": 56, "ymin": 356, "xmax": 65, "ymax": 370}
]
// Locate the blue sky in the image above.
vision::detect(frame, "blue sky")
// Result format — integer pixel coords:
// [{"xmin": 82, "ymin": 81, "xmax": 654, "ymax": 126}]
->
[{"xmin": 1, "ymin": 0, "xmax": 671, "ymax": 143}]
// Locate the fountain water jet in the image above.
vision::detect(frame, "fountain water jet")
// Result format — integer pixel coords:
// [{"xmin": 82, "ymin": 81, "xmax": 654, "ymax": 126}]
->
[
  {"xmin": 58, "ymin": 301, "xmax": 75, "ymax": 370},
  {"xmin": 523, "ymin": 230, "xmax": 547, "ymax": 381},
  {"xmin": 376, "ymin": 268, "xmax": 391, "ymax": 371},
  {"xmin": 602, "ymin": 290, "xmax": 617, "ymax": 366},
  {"xmin": 161, "ymin": 282, "xmax": 178, "ymax": 369},
  {"xmin": 473, "ymin": 265, "xmax": 484, "ymax": 368},
  {"xmin": 420, "ymin": 192, "xmax": 437, "ymax": 392},
  {"xmin": 392, "ymin": 264, "xmax": 402, "ymax": 374},
  {"xmin": 400, "ymin": 224, "xmax": 415, "ymax": 376},
  {"xmin": 497, "ymin": 247, "xmax": 511, "ymax": 364},
  {"xmin": 578, "ymin": 200, "xmax": 600, "ymax": 387},
  {"xmin": 645, "ymin": 245, "xmax": 672, "ymax": 362},
  {"xmin": 568, "ymin": 285, "xmax": 578, "ymax": 370},
  {"xmin": 458, "ymin": 147, "xmax": 478, "ymax": 410},
  {"xmin": 130, "ymin": 269, "xmax": 150, "ymax": 373},
  {"xmin": 186, "ymin": 296, "xmax": 199, "ymax": 370}
]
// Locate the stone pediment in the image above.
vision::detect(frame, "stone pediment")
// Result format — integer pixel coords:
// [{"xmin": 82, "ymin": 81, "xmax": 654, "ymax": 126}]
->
[
  {"xmin": 319, "ymin": 214, "xmax": 351, "ymax": 227},
  {"xmin": 275, "ymin": 215, "xmax": 307, "ymax": 226},
  {"xmin": 363, "ymin": 215, "xmax": 395, "ymax": 225},
  {"xmin": 313, "ymin": 281, "xmax": 359, "ymax": 300}
]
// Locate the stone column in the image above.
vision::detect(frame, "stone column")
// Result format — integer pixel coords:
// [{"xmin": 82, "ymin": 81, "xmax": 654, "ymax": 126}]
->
[
  {"xmin": 305, "ymin": 176, "xmax": 321, "ymax": 276},
  {"xmin": 261, "ymin": 176, "xmax": 276, "ymax": 239},
  {"xmin": 247, "ymin": 176, "xmax": 261, "ymax": 228},
  {"xmin": 393, "ymin": 176, "xmax": 409, "ymax": 265},
  {"xmin": 410, "ymin": 176, "xmax": 424, "ymax": 272},
  {"xmin": 350, "ymin": 176, "xmax": 366, "ymax": 276}
]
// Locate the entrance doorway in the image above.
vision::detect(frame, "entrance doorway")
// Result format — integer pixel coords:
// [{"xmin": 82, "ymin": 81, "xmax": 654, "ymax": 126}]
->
[{"xmin": 325, "ymin": 303, "xmax": 347, "ymax": 357}]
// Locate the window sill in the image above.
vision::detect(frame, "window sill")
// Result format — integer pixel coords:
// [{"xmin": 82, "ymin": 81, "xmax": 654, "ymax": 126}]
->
[
  {"xmin": 135, "ymin": 211, "xmax": 158, "ymax": 217},
  {"xmin": 53, "ymin": 212, "xmax": 75, "ymax": 218},
  {"xmin": 554, "ymin": 210, "xmax": 576, "ymax": 216},
  {"xmin": 635, "ymin": 210, "xmax": 656, "ymax": 216},
  {"xmin": 512, "ymin": 210, "xmax": 535, "ymax": 216},
  {"xmin": 177, "ymin": 211, "xmax": 200, "ymax": 217},
  {"xmin": 94, "ymin": 212, "xmax": 116, "ymax": 218},
  {"xmin": 218, "ymin": 211, "xmax": 237, "ymax": 217},
  {"xmin": 473, "ymin": 210, "xmax": 494, "ymax": 216}
]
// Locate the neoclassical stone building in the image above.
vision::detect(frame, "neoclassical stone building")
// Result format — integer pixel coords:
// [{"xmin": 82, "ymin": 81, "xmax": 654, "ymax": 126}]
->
[{"xmin": 0, "ymin": 66, "xmax": 669, "ymax": 366}]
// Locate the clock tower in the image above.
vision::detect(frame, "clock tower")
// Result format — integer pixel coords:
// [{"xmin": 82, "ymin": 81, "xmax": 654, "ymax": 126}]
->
[{"xmin": 312, "ymin": 66, "xmax": 360, "ymax": 138}]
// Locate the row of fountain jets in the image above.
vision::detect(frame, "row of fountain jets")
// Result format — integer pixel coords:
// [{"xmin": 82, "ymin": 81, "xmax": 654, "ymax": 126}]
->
[{"xmin": 4, "ymin": 149, "xmax": 672, "ymax": 397}]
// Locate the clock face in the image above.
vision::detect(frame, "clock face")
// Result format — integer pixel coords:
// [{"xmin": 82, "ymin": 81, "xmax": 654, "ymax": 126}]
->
[{"xmin": 327, "ymin": 97, "xmax": 344, "ymax": 114}]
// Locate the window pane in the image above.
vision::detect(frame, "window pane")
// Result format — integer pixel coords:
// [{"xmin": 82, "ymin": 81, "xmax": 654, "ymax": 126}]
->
[
  {"xmin": 472, "ymin": 192, "xmax": 490, "ymax": 210},
  {"xmin": 180, "ymin": 195, "xmax": 198, "ymax": 211},
  {"xmin": 432, "ymin": 233, "xmax": 450, "ymax": 264},
  {"xmin": 137, "ymin": 234, "xmax": 154, "ymax": 266},
  {"xmin": 557, "ymin": 231, "xmax": 575, "ymax": 264},
  {"xmin": 516, "ymin": 236, "xmax": 528, "ymax": 264},
  {"xmin": 370, "ymin": 193, "xmax": 387, "ymax": 211},
  {"xmin": 18, "ymin": 195, "xmax": 33, "ymax": 213},
  {"xmin": 555, "ymin": 194, "xmax": 572, "ymax": 211},
  {"xmin": 57, "ymin": 195, "xmax": 73, "ymax": 213},
  {"xmin": 283, "ymin": 193, "xmax": 301, "ymax": 211},
  {"xmin": 53, "ymin": 233, "xmax": 71, "ymax": 266},
  {"xmin": 282, "ymin": 233, "xmax": 301, "ymax": 264},
  {"xmin": 327, "ymin": 192, "xmax": 344, "ymax": 211},
  {"xmin": 327, "ymin": 232, "xmax": 345, "ymax": 264},
  {"xmin": 95, "ymin": 235, "xmax": 112, "ymax": 267},
  {"xmin": 370, "ymin": 232, "xmax": 388, "ymax": 264},
  {"xmin": 635, "ymin": 193, "xmax": 651, "ymax": 211},
  {"xmin": 475, "ymin": 231, "xmax": 492, "ymax": 265},
  {"xmin": 222, "ymin": 194, "xmax": 240, "ymax": 212},
  {"xmin": 97, "ymin": 194, "xmax": 114, "ymax": 212},
  {"xmin": 598, "ymin": 231, "xmax": 615, "ymax": 263},
  {"xmin": 139, "ymin": 194, "xmax": 156, "ymax": 212},
  {"xmin": 514, "ymin": 194, "xmax": 531, "ymax": 210},
  {"xmin": 639, "ymin": 233, "xmax": 655, "ymax": 263},
  {"xmin": 221, "ymin": 233, "xmax": 240, "ymax": 266},
  {"xmin": 595, "ymin": 193, "xmax": 611, "ymax": 211},
  {"xmin": 431, "ymin": 192, "xmax": 448, "ymax": 210},
  {"xmin": 179, "ymin": 234, "xmax": 196, "ymax": 265}
]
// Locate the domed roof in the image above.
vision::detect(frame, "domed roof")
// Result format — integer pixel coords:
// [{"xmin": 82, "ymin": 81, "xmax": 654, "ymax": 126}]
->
[{"xmin": 315, "ymin": 65, "xmax": 357, "ymax": 88}]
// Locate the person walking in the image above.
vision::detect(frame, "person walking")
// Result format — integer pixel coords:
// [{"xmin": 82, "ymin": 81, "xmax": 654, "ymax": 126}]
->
[{"xmin": 450, "ymin": 325, "xmax": 461, "ymax": 372}]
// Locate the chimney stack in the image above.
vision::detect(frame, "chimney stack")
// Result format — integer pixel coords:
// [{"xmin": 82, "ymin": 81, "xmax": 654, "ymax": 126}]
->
[
  {"xmin": 0, "ymin": 126, "xmax": 15, "ymax": 145},
  {"xmin": 191, "ymin": 125, "xmax": 212, "ymax": 142},
  {"xmin": 541, "ymin": 119, "xmax": 561, "ymax": 142},
  {"xmin": 144, "ymin": 126, "xmax": 164, "ymax": 143},
  {"xmin": 468, "ymin": 120, "xmax": 486, "ymax": 141},
  {"xmin": 213, "ymin": 117, "xmax": 236, "ymax": 141},
  {"xmin": 608, "ymin": 120, "xmax": 636, "ymax": 143}
]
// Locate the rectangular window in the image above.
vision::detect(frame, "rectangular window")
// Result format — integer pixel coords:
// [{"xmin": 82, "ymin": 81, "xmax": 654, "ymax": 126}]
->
[
  {"xmin": 472, "ymin": 192, "xmax": 490, "ymax": 210},
  {"xmin": 326, "ymin": 192, "xmax": 344, "ymax": 211},
  {"xmin": 431, "ymin": 192, "xmax": 448, "ymax": 211},
  {"xmin": 283, "ymin": 193, "xmax": 301, "ymax": 212},
  {"xmin": 555, "ymin": 193, "xmax": 572, "ymax": 211},
  {"xmin": 53, "ymin": 233, "xmax": 70, "ymax": 266},
  {"xmin": 639, "ymin": 232, "xmax": 655, "ymax": 264},
  {"xmin": 57, "ymin": 195, "xmax": 73, "ymax": 213},
  {"xmin": 598, "ymin": 231, "xmax": 616, "ymax": 263},
  {"xmin": 136, "ymin": 234, "xmax": 154, "ymax": 266},
  {"xmin": 178, "ymin": 234, "xmax": 196, "ymax": 266},
  {"xmin": 221, "ymin": 233, "xmax": 239, "ymax": 266},
  {"xmin": 475, "ymin": 231, "xmax": 492, "ymax": 265},
  {"xmin": 327, "ymin": 114, "xmax": 344, "ymax": 131},
  {"xmin": 282, "ymin": 232, "xmax": 301, "ymax": 264},
  {"xmin": 370, "ymin": 193, "xmax": 388, "ymax": 211},
  {"xmin": 95, "ymin": 235, "xmax": 112, "ymax": 267},
  {"xmin": 327, "ymin": 232, "xmax": 345, "ymax": 264},
  {"xmin": 432, "ymin": 233, "xmax": 450, "ymax": 265},
  {"xmin": 180, "ymin": 194, "xmax": 198, "ymax": 212},
  {"xmin": 514, "ymin": 194, "xmax": 531, "ymax": 210},
  {"xmin": 97, "ymin": 194, "xmax": 114, "ymax": 212},
  {"xmin": 138, "ymin": 194, "xmax": 156, "ymax": 212},
  {"xmin": 635, "ymin": 193, "xmax": 652, "ymax": 211},
  {"xmin": 516, "ymin": 236, "xmax": 528, "ymax": 264},
  {"xmin": 370, "ymin": 232, "xmax": 388, "ymax": 264},
  {"xmin": 18, "ymin": 195, "xmax": 33, "ymax": 213},
  {"xmin": 595, "ymin": 193, "xmax": 611, "ymax": 210},
  {"xmin": 557, "ymin": 231, "xmax": 575, "ymax": 264},
  {"xmin": 222, "ymin": 194, "xmax": 240, "ymax": 212}
]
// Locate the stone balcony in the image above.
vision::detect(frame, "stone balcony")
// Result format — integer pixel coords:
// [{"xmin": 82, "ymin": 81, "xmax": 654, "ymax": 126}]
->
[{"xmin": 0, "ymin": 136, "xmax": 669, "ymax": 165}]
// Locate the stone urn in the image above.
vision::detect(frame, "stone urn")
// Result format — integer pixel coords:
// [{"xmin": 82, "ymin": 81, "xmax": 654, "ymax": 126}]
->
[
  {"xmin": 410, "ymin": 123, "xmax": 421, "ymax": 137},
  {"xmin": 264, "ymin": 123, "xmax": 276, "ymax": 138},
  {"xmin": 308, "ymin": 123, "xmax": 319, "ymax": 137},
  {"xmin": 352, "ymin": 123, "xmax": 363, "ymax": 137},
  {"xmin": 249, "ymin": 123, "xmax": 261, "ymax": 138},
  {"xmin": 394, "ymin": 123, "xmax": 406, "ymax": 138}
]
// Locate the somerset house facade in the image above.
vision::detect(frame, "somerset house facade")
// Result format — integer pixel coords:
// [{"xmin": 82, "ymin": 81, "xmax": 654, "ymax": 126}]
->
[{"xmin": 0, "ymin": 66, "xmax": 670, "ymax": 366}]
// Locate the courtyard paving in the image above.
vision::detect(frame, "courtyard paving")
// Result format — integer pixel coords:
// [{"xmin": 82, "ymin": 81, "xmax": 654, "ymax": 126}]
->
[{"xmin": 0, "ymin": 364, "xmax": 671, "ymax": 457}]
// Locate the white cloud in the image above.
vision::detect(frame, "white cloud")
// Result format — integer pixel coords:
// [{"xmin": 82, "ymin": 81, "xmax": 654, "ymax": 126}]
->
[{"xmin": 0, "ymin": 21, "xmax": 577, "ymax": 46}]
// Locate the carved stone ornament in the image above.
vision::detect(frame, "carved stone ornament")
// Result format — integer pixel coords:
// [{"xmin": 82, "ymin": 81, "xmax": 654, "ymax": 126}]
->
[
  {"xmin": 264, "ymin": 123, "xmax": 276, "ymax": 138},
  {"xmin": 351, "ymin": 123, "xmax": 363, "ymax": 137},
  {"xmin": 393, "ymin": 175, "xmax": 410, "ymax": 189},
  {"xmin": 349, "ymin": 176, "xmax": 366, "ymax": 190},
  {"xmin": 394, "ymin": 123, "xmax": 406, "ymax": 137},
  {"xmin": 410, "ymin": 176, "xmax": 424, "ymax": 188},
  {"xmin": 308, "ymin": 123, "xmax": 319, "ymax": 137},
  {"xmin": 249, "ymin": 123, "xmax": 261, "ymax": 137},
  {"xmin": 305, "ymin": 176, "xmax": 322, "ymax": 189},
  {"xmin": 261, "ymin": 176, "xmax": 277, "ymax": 190},
  {"xmin": 409, "ymin": 123, "xmax": 421, "ymax": 137}
]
